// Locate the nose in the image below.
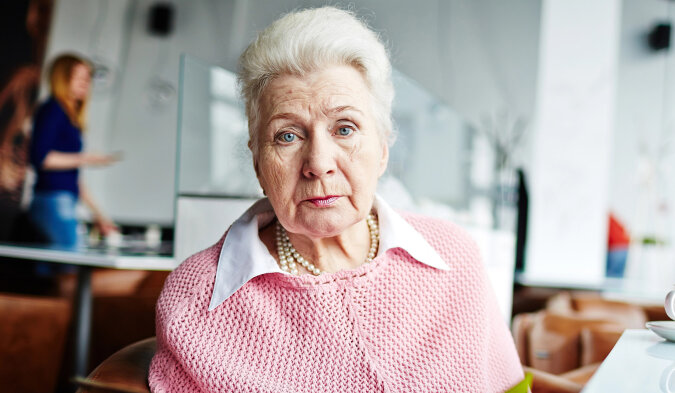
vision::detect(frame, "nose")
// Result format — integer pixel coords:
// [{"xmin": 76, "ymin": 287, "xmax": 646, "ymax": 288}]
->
[{"xmin": 302, "ymin": 132, "xmax": 337, "ymax": 179}]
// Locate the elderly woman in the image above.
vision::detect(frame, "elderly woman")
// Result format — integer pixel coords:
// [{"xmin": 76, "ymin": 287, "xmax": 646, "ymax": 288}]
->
[{"xmin": 150, "ymin": 7, "xmax": 524, "ymax": 392}]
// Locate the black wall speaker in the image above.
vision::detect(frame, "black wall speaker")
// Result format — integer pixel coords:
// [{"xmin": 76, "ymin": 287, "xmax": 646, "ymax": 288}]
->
[
  {"xmin": 648, "ymin": 23, "xmax": 671, "ymax": 51},
  {"xmin": 148, "ymin": 3, "xmax": 174, "ymax": 36}
]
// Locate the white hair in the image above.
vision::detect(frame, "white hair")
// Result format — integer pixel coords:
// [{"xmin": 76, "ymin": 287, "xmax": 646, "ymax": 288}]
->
[{"xmin": 238, "ymin": 6, "xmax": 395, "ymax": 156}]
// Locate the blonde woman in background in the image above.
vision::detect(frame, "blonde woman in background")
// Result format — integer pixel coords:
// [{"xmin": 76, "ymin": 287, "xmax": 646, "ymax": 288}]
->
[{"xmin": 29, "ymin": 53, "xmax": 117, "ymax": 249}]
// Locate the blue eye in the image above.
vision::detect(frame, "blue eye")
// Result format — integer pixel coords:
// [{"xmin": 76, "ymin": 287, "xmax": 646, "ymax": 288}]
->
[
  {"xmin": 337, "ymin": 126, "xmax": 353, "ymax": 136},
  {"xmin": 280, "ymin": 132, "xmax": 296, "ymax": 142}
]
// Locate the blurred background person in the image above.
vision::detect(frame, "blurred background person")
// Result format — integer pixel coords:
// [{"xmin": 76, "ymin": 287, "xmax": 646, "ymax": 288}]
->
[{"xmin": 29, "ymin": 53, "xmax": 119, "ymax": 249}]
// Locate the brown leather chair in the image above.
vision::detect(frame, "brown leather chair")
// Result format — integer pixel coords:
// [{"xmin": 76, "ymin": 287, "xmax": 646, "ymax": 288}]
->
[
  {"xmin": 76, "ymin": 337, "xmax": 156, "ymax": 393},
  {"xmin": 0, "ymin": 293, "xmax": 72, "ymax": 393},
  {"xmin": 513, "ymin": 292, "xmax": 648, "ymax": 392},
  {"xmin": 524, "ymin": 312, "xmax": 622, "ymax": 374}
]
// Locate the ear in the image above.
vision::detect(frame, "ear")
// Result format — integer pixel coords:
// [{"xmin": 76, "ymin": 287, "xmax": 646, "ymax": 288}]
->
[{"xmin": 377, "ymin": 140, "xmax": 389, "ymax": 177}]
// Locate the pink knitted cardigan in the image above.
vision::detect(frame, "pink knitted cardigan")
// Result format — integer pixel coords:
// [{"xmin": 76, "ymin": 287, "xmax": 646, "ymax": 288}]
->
[{"xmin": 149, "ymin": 213, "xmax": 524, "ymax": 392}]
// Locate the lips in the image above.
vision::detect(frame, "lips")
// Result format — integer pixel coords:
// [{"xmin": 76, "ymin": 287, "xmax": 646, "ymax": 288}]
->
[{"xmin": 306, "ymin": 196, "xmax": 339, "ymax": 207}]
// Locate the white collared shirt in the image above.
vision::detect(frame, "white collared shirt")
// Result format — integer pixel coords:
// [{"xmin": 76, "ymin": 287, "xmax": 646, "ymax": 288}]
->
[{"xmin": 208, "ymin": 194, "xmax": 448, "ymax": 310}]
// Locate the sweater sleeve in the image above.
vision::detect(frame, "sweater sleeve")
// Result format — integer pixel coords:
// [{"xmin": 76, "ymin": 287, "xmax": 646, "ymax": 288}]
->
[
  {"xmin": 30, "ymin": 101, "xmax": 68, "ymax": 170},
  {"xmin": 448, "ymin": 222, "xmax": 526, "ymax": 391}
]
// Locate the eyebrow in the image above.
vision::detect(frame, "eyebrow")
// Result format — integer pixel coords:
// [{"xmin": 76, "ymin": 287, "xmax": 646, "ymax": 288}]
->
[
  {"xmin": 265, "ymin": 105, "xmax": 364, "ymax": 127},
  {"xmin": 327, "ymin": 105, "xmax": 364, "ymax": 116},
  {"xmin": 265, "ymin": 112, "xmax": 300, "ymax": 128}
]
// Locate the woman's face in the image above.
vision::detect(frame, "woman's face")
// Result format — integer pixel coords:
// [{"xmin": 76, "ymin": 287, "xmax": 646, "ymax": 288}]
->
[
  {"xmin": 69, "ymin": 63, "xmax": 91, "ymax": 101},
  {"xmin": 254, "ymin": 65, "xmax": 389, "ymax": 238}
]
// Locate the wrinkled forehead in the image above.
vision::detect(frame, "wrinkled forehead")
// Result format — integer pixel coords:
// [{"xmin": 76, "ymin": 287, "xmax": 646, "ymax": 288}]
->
[{"xmin": 258, "ymin": 66, "xmax": 373, "ymax": 125}]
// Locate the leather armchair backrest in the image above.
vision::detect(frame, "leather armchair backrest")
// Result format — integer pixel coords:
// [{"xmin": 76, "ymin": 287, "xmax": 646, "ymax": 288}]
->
[{"xmin": 76, "ymin": 337, "xmax": 156, "ymax": 393}]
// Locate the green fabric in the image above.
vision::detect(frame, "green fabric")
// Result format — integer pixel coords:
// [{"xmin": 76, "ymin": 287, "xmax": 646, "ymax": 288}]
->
[{"xmin": 506, "ymin": 372, "xmax": 532, "ymax": 393}]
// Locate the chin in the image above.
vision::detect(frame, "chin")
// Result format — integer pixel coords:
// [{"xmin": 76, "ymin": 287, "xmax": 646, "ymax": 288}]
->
[{"xmin": 296, "ymin": 212, "xmax": 354, "ymax": 238}]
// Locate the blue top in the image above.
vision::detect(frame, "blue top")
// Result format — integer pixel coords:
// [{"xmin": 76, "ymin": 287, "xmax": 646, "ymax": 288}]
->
[{"xmin": 30, "ymin": 97, "xmax": 82, "ymax": 197}]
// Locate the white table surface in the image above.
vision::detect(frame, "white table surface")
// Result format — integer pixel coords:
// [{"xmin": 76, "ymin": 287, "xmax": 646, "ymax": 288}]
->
[
  {"xmin": 582, "ymin": 329, "xmax": 675, "ymax": 392},
  {"xmin": 0, "ymin": 242, "xmax": 177, "ymax": 270}
]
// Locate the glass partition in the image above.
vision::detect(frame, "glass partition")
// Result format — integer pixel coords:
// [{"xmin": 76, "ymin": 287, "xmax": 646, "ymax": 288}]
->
[
  {"xmin": 388, "ymin": 70, "xmax": 470, "ymax": 208},
  {"xmin": 176, "ymin": 55, "xmax": 262, "ymax": 198}
]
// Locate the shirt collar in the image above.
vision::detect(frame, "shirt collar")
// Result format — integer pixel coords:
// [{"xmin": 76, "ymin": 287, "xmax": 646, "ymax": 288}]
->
[{"xmin": 208, "ymin": 194, "xmax": 448, "ymax": 310}]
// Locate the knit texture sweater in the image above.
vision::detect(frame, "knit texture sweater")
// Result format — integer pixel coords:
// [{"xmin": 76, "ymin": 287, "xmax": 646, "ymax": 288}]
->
[{"xmin": 149, "ymin": 213, "xmax": 523, "ymax": 392}]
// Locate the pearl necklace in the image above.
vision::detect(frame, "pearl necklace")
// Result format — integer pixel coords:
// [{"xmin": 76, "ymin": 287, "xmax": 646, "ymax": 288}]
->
[{"xmin": 275, "ymin": 213, "xmax": 380, "ymax": 275}]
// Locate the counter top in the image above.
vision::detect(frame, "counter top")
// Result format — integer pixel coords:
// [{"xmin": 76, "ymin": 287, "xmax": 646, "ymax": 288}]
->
[{"xmin": 582, "ymin": 329, "xmax": 675, "ymax": 392}]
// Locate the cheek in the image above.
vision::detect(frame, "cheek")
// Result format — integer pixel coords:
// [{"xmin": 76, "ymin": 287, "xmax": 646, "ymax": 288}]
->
[
  {"xmin": 349, "ymin": 140, "xmax": 382, "ymax": 187},
  {"xmin": 257, "ymin": 149, "xmax": 294, "ymax": 198}
]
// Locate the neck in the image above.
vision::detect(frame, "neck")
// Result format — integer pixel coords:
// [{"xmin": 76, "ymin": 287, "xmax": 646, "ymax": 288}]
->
[{"xmin": 285, "ymin": 218, "xmax": 371, "ymax": 273}]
